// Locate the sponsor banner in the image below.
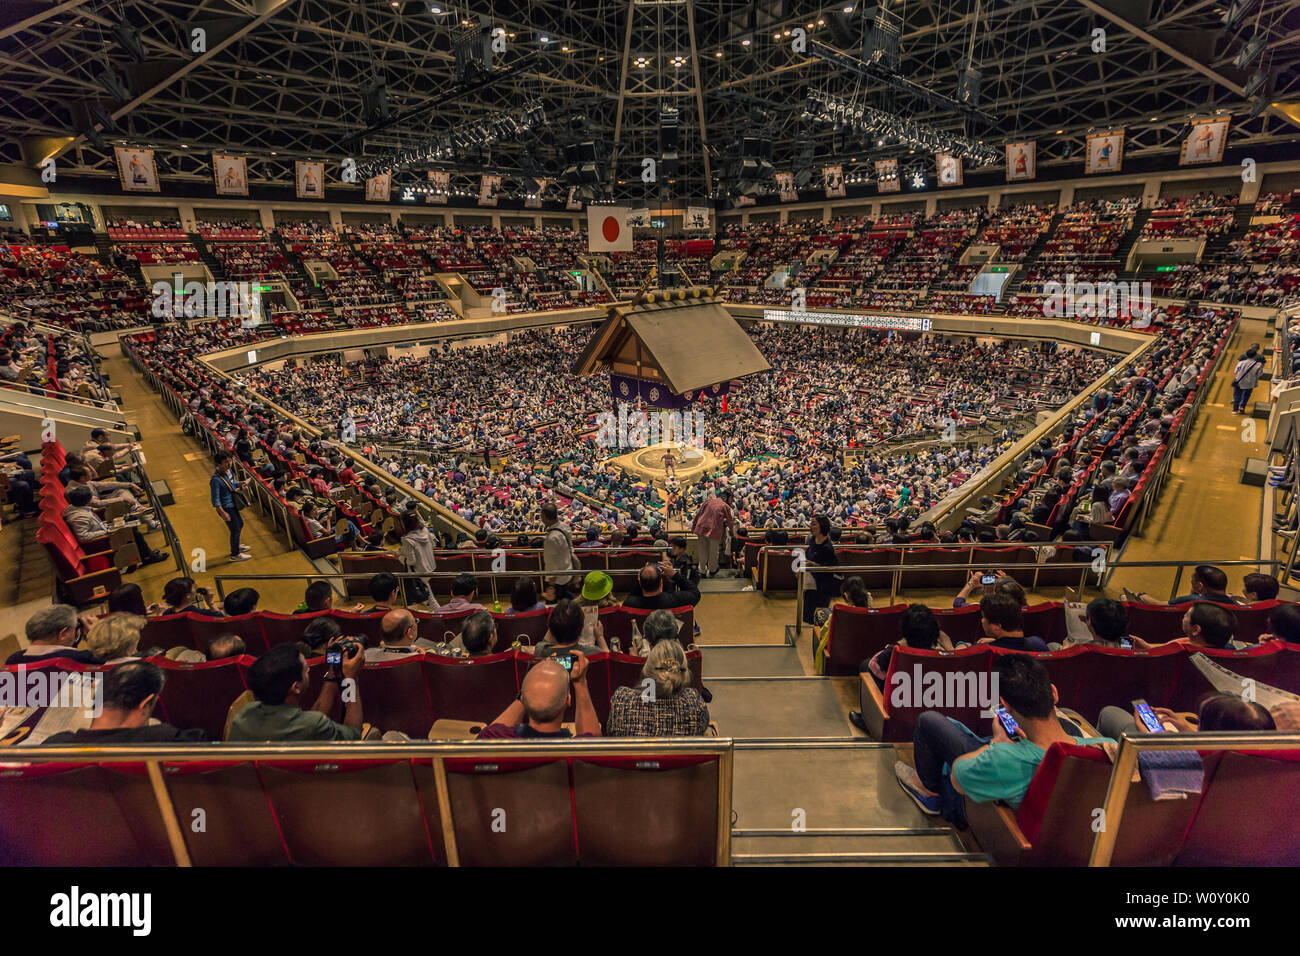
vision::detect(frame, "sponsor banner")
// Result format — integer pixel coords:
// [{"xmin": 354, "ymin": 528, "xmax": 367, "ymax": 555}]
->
[
  {"xmin": 366, "ymin": 170, "xmax": 391, "ymax": 202},
  {"xmin": 626, "ymin": 207, "xmax": 651, "ymax": 227},
  {"xmin": 1180, "ymin": 117, "xmax": 1229, "ymax": 165},
  {"xmin": 296, "ymin": 160, "xmax": 324, "ymax": 198},
  {"xmin": 478, "ymin": 174, "xmax": 501, "ymax": 206},
  {"xmin": 1085, "ymin": 129, "xmax": 1124, "ymax": 174},
  {"xmin": 116, "ymin": 147, "xmax": 159, "ymax": 192},
  {"xmin": 566, "ymin": 186, "xmax": 582, "ymax": 210},
  {"xmin": 685, "ymin": 206, "xmax": 712, "ymax": 231},
  {"xmin": 1005, "ymin": 141, "xmax": 1035, "ymax": 181},
  {"xmin": 823, "ymin": 165, "xmax": 845, "ymax": 198},
  {"xmin": 936, "ymin": 152, "xmax": 963, "ymax": 187},
  {"xmin": 213, "ymin": 154, "xmax": 248, "ymax": 196},
  {"xmin": 610, "ymin": 374, "xmax": 687, "ymax": 409},
  {"xmin": 427, "ymin": 170, "xmax": 449, "ymax": 204},
  {"xmin": 875, "ymin": 159, "xmax": 900, "ymax": 193},
  {"xmin": 775, "ymin": 171, "xmax": 798, "ymax": 202},
  {"xmin": 762, "ymin": 308, "xmax": 931, "ymax": 332},
  {"xmin": 524, "ymin": 178, "xmax": 548, "ymax": 208}
]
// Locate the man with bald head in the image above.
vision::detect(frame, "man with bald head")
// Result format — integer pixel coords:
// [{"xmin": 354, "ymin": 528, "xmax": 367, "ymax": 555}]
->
[
  {"xmin": 364, "ymin": 608, "xmax": 428, "ymax": 661},
  {"xmin": 477, "ymin": 651, "xmax": 602, "ymax": 738}
]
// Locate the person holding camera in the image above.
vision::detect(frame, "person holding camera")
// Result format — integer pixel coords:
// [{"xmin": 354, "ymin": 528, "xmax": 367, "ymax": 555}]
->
[
  {"xmin": 228, "ymin": 641, "xmax": 367, "ymax": 741},
  {"xmin": 478, "ymin": 651, "xmax": 601, "ymax": 739}
]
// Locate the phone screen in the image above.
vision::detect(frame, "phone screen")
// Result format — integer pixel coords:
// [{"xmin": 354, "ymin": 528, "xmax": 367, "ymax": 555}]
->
[
  {"xmin": 556, "ymin": 653, "xmax": 575, "ymax": 672},
  {"xmin": 1133, "ymin": 700, "xmax": 1165, "ymax": 733},
  {"xmin": 996, "ymin": 706, "xmax": 1022, "ymax": 740},
  {"xmin": 1119, "ymin": 637, "xmax": 1133, "ymax": 649},
  {"xmin": 326, "ymin": 650, "xmax": 343, "ymax": 667},
  {"xmin": 981, "ymin": 573, "xmax": 996, "ymax": 586}
]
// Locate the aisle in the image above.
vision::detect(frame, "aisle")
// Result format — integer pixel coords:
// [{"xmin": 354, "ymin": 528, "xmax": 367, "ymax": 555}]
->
[{"xmin": 1108, "ymin": 320, "xmax": 1270, "ymax": 600}]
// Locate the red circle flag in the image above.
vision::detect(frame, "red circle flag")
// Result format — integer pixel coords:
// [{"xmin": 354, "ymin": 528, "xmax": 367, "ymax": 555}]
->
[{"xmin": 602, "ymin": 215, "xmax": 621, "ymax": 243}]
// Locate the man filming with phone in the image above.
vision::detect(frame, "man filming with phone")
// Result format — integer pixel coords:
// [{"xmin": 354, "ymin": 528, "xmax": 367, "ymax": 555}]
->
[
  {"xmin": 478, "ymin": 651, "xmax": 602, "ymax": 739},
  {"xmin": 228, "ymin": 640, "xmax": 368, "ymax": 741}
]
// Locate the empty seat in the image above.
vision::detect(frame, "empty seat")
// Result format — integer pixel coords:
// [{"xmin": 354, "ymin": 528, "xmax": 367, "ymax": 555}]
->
[
  {"xmin": 573, "ymin": 755, "xmax": 720, "ymax": 865},
  {"xmin": 423, "ymin": 651, "xmax": 521, "ymax": 723},
  {"xmin": 258, "ymin": 759, "xmax": 441, "ymax": 865},
  {"xmin": 161, "ymin": 760, "xmax": 291, "ymax": 866},
  {"xmin": 1175, "ymin": 750, "xmax": 1300, "ymax": 865},
  {"xmin": 820, "ymin": 604, "xmax": 905, "ymax": 676},
  {"xmin": 358, "ymin": 656, "xmax": 435, "ymax": 737},
  {"xmin": 442, "ymin": 756, "xmax": 576, "ymax": 866},
  {"xmin": 155, "ymin": 656, "xmax": 251, "ymax": 740},
  {"xmin": 0, "ymin": 764, "xmax": 173, "ymax": 866}
]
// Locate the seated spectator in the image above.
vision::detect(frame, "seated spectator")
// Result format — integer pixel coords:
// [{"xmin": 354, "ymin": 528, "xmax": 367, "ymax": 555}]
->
[
  {"xmin": 228, "ymin": 641, "xmax": 366, "ymax": 741},
  {"xmin": 1099, "ymin": 692, "xmax": 1276, "ymax": 739},
  {"xmin": 364, "ymin": 609, "xmax": 427, "ymax": 661},
  {"xmin": 44, "ymin": 661, "xmax": 206, "ymax": 744},
  {"xmin": 1135, "ymin": 600, "xmax": 1242, "ymax": 650},
  {"xmin": 434, "ymin": 572, "xmax": 487, "ymax": 616},
  {"xmin": 506, "ymin": 575, "xmax": 546, "ymax": 615},
  {"xmin": 106, "ymin": 583, "xmax": 149, "ymax": 617},
  {"xmin": 625, "ymin": 608, "xmax": 682, "ymax": 656},
  {"xmin": 814, "ymin": 575, "xmax": 872, "ymax": 652},
  {"xmin": 477, "ymin": 652, "xmax": 600, "ymax": 738},
  {"xmin": 6, "ymin": 605, "xmax": 102, "ymax": 666},
  {"xmin": 366, "ymin": 572, "xmax": 400, "ymax": 612},
  {"xmin": 153, "ymin": 577, "xmax": 223, "ymax": 617},
  {"xmin": 1240, "ymin": 572, "xmax": 1281, "ymax": 603},
  {"xmin": 83, "ymin": 613, "xmax": 147, "ymax": 665},
  {"xmin": 1262, "ymin": 602, "xmax": 1300, "ymax": 643},
  {"xmin": 62, "ymin": 486, "xmax": 168, "ymax": 566},
  {"xmin": 896, "ymin": 654, "xmax": 1114, "ymax": 823},
  {"xmin": 1169, "ymin": 565, "xmax": 1240, "ymax": 605},
  {"xmin": 1061, "ymin": 597, "xmax": 1135, "ymax": 648},
  {"xmin": 964, "ymin": 593, "xmax": 1048, "ymax": 652},
  {"xmin": 607, "ymin": 640, "xmax": 709, "ymax": 736},
  {"xmin": 577, "ymin": 526, "xmax": 604, "ymax": 548},
  {"xmin": 300, "ymin": 616, "xmax": 341, "ymax": 656},
  {"xmin": 222, "ymin": 587, "xmax": 260, "ymax": 616},
  {"xmin": 207, "ymin": 633, "xmax": 246, "ymax": 660},
  {"xmin": 622, "ymin": 561, "xmax": 701, "ymax": 610},
  {"xmin": 296, "ymin": 579, "xmax": 334, "ymax": 614},
  {"xmin": 535, "ymin": 598, "xmax": 606, "ymax": 658},
  {"xmin": 460, "ymin": 609, "xmax": 499, "ymax": 657}
]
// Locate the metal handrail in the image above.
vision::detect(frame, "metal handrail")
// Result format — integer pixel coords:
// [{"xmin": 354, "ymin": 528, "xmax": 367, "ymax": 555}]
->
[
  {"xmin": 213, "ymin": 567, "xmax": 580, "ymax": 605},
  {"xmin": 1090, "ymin": 731, "xmax": 1300, "ymax": 867},
  {"xmin": 6, "ymin": 739, "xmax": 735, "ymax": 867},
  {"xmin": 789, "ymin": 555, "xmax": 1289, "ymax": 635}
]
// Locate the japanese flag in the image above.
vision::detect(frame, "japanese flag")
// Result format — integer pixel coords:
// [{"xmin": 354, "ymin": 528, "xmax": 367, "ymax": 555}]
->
[{"xmin": 587, "ymin": 206, "xmax": 633, "ymax": 252}]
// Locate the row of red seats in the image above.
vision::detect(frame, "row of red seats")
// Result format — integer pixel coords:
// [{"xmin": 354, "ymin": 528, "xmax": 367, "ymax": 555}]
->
[
  {"xmin": 859, "ymin": 640, "xmax": 1300, "ymax": 740},
  {"xmin": 35, "ymin": 440, "xmax": 123, "ymax": 603},
  {"xmin": 0, "ymin": 742, "xmax": 728, "ymax": 866}
]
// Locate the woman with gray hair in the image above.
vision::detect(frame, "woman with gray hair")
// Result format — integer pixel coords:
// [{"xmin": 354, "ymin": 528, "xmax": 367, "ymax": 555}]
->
[
  {"xmin": 606, "ymin": 639, "xmax": 709, "ymax": 737},
  {"xmin": 83, "ymin": 613, "xmax": 147, "ymax": 665}
]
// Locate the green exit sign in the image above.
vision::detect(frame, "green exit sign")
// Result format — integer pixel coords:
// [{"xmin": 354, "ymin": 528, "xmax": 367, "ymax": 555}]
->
[
  {"xmin": 990, "ymin": 266, "xmax": 1009, "ymax": 272},
  {"xmin": 1155, "ymin": 265, "xmax": 1176, "ymax": 272}
]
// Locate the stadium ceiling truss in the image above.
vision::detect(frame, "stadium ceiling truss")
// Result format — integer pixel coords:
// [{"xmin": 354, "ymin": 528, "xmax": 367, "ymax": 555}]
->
[{"xmin": 0, "ymin": 0, "xmax": 1297, "ymax": 205}]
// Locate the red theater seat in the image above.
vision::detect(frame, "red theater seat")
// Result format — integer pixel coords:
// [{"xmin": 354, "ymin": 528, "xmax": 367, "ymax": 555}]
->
[
  {"xmin": 155, "ymin": 656, "xmax": 251, "ymax": 740},
  {"xmin": 442, "ymin": 756, "xmax": 576, "ymax": 866}
]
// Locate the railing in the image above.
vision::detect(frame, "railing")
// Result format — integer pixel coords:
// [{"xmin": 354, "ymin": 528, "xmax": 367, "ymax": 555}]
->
[
  {"xmin": 1090, "ymin": 731, "xmax": 1300, "ymax": 866},
  {"xmin": 788, "ymin": 554, "xmax": 1289, "ymax": 636},
  {"xmin": 5, "ymin": 739, "xmax": 735, "ymax": 868}
]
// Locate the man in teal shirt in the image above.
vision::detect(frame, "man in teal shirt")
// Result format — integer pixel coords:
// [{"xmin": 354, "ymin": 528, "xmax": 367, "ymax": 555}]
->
[{"xmin": 895, "ymin": 654, "xmax": 1113, "ymax": 825}]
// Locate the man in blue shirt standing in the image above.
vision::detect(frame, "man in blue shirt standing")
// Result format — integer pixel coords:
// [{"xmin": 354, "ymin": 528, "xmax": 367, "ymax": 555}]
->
[
  {"xmin": 895, "ymin": 654, "xmax": 1113, "ymax": 827},
  {"xmin": 211, "ymin": 451, "xmax": 252, "ymax": 562}
]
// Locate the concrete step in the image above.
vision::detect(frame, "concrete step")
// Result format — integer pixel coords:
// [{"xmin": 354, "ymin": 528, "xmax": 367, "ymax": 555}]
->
[
  {"xmin": 708, "ymin": 677, "xmax": 856, "ymax": 737},
  {"xmin": 697, "ymin": 643, "xmax": 804, "ymax": 677}
]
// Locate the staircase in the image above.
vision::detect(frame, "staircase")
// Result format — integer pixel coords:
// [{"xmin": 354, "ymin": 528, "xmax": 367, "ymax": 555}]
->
[
  {"xmin": 1115, "ymin": 207, "xmax": 1152, "ymax": 271},
  {"xmin": 94, "ymin": 232, "xmax": 146, "ymax": 287},
  {"xmin": 1199, "ymin": 204, "xmax": 1256, "ymax": 263},
  {"xmin": 191, "ymin": 234, "xmax": 228, "ymax": 283},
  {"xmin": 696, "ymin": 643, "xmax": 988, "ymax": 866}
]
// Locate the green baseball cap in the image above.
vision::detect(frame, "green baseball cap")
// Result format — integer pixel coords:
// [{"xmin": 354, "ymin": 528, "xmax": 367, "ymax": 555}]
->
[{"xmin": 581, "ymin": 570, "xmax": 613, "ymax": 603}]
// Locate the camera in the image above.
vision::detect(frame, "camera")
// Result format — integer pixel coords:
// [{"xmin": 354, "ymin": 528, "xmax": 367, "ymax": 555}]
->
[
  {"xmin": 325, "ymin": 638, "xmax": 362, "ymax": 670},
  {"xmin": 556, "ymin": 652, "xmax": 576, "ymax": 672}
]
